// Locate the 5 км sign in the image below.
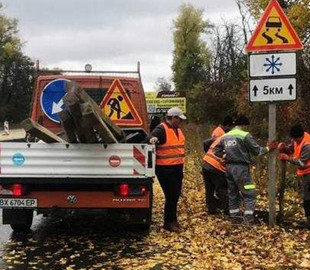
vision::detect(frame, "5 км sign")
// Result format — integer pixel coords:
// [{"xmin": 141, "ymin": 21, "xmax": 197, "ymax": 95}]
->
[{"xmin": 249, "ymin": 78, "xmax": 296, "ymax": 102}]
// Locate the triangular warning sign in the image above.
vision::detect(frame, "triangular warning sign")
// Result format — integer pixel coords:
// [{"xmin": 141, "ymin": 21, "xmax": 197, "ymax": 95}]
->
[
  {"xmin": 100, "ymin": 79, "xmax": 143, "ymax": 126},
  {"xmin": 246, "ymin": 0, "xmax": 303, "ymax": 52}
]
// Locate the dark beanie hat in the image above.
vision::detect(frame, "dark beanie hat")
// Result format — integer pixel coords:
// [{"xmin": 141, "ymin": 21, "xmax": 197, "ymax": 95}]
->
[
  {"xmin": 290, "ymin": 124, "xmax": 304, "ymax": 138},
  {"xmin": 235, "ymin": 115, "xmax": 250, "ymax": 126},
  {"xmin": 222, "ymin": 116, "xmax": 234, "ymax": 126}
]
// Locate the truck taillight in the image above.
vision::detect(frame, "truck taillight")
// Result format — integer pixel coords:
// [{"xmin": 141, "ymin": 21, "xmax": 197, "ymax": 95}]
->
[
  {"xmin": 120, "ymin": 184, "xmax": 129, "ymax": 196},
  {"xmin": 115, "ymin": 184, "xmax": 147, "ymax": 196},
  {"xmin": 12, "ymin": 184, "xmax": 23, "ymax": 196}
]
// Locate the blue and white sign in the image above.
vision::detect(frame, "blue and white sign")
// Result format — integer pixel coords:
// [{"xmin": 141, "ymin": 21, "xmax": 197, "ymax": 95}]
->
[
  {"xmin": 12, "ymin": 153, "xmax": 25, "ymax": 167},
  {"xmin": 40, "ymin": 79, "xmax": 69, "ymax": 123},
  {"xmin": 250, "ymin": 77, "xmax": 296, "ymax": 102},
  {"xmin": 249, "ymin": 52, "xmax": 296, "ymax": 78}
]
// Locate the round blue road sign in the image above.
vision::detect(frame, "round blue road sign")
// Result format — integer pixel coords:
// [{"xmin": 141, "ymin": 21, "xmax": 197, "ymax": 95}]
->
[{"xmin": 40, "ymin": 79, "xmax": 69, "ymax": 123}]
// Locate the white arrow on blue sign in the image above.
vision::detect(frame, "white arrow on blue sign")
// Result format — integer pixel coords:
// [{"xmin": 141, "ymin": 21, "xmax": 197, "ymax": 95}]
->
[{"xmin": 40, "ymin": 79, "xmax": 69, "ymax": 123}]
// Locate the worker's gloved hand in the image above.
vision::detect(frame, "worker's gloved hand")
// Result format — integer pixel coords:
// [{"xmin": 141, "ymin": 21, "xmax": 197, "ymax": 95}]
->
[
  {"xmin": 279, "ymin": 153, "xmax": 290, "ymax": 161},
  {"xmin": 278, "ymin": 142, "xmax": 286, "ymax": 152},
  {"xmin": 267, "ymin": 141, "xmax": 278, "ymax": 151},
  {"xmin": 149, "ymin": 137, "xmax": 159, "ymax": 145}
]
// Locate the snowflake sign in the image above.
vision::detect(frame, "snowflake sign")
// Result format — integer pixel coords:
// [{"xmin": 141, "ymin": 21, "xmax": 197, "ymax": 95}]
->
[{"xmin": 263, "ymin": 55, "xmax": 283, "ymax": 74}]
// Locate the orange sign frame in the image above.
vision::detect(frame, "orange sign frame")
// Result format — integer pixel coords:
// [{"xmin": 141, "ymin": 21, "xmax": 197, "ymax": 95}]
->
[
  {"xmin": 246, "ymin": 0, "xmax": 303, "ymax": 52},
  {"xmin": 100, "ymin": 79, "xmax": 143, "ymax": 126}
]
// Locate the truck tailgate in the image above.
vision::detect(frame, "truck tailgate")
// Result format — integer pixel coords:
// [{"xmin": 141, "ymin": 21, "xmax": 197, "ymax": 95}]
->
[{"xmin": 0, "ymin": 143, "xmax": 155, "ymax": 178}]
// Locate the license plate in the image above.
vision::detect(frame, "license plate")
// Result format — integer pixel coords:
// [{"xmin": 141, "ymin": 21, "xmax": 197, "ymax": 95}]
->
[{"xmin": 0, "ymin": 198, "xmax": 37, "ymax": 208}]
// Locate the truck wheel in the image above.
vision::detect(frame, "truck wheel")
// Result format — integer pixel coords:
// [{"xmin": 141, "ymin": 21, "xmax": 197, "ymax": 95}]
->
[{"xmin": 9, "ymin": 210, "xmax": 33, "ymax": 233}]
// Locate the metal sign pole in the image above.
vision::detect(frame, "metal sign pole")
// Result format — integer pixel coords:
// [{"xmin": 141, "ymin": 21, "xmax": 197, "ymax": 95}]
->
[{"xmin": 268, "ymin": 103, "xmax": 277, "ymax": 226}]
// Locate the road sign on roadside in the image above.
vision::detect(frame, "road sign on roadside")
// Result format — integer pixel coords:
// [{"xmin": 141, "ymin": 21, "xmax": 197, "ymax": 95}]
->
[
  {"xmin": 249, "ymin": 52, "xmax": 296, "ymax": 77},
  {"xmin": 249, "ymin": 77, "xmax": 296, "ymax": 102},
  {"xmin": 145, "ymin": 91, "xmax": 186, "ymax": 114},
  {"xmin": 246, "ymin": 0, "xmax": 303, "ymax": 227},
  {"xmin": 246, "ymin": 0, "xmax": 303, "ymax": 52},
  {"xmin": 40, "ymin": 79, "xmax": 68, "ymax": 123}
]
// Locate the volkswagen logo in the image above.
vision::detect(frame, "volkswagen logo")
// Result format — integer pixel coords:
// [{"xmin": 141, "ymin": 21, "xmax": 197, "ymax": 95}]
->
[{"xmin": 67, "ymin": 195, "xmax": 77, "ymax": 204}]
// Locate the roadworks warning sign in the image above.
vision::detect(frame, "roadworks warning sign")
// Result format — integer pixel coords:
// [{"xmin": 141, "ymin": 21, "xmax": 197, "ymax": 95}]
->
[{"xmin": 100, "ymin": 79, "xmax": 142, "ymax": 126}]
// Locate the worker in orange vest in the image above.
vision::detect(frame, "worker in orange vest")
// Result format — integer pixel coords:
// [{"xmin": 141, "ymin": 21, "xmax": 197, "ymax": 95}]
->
[
  {"xmin": 202, "ymin": 136, "xmax": 229, "ymax": 215},
  {"xmin": 149, "ymin": 107, "xmax": 186, "ymax": 232},
  {"xmin": 211, "ymin": 116, "xmax": 234, "ymax": 139},
  {"xmin": 279, "ymin": 124, "xmax": 310, "ymax": 229},
  {"xmin": 201, "ymin": 116, "xmax": 234, "ymax": 214}
]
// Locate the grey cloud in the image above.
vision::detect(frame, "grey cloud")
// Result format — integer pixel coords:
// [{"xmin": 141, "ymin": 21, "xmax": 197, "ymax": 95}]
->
[{"xmin": 1, "ymin": 0, "xmax": 239, "ymax": 89}]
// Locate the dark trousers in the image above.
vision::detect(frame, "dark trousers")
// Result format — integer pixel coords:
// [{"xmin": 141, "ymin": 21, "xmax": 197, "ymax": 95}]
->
[
  {"xmin": 202, "ymin": 164, "xmax": 228, "ymax": 213},
  {"xmin": 302, "ymin": 175, "xmax": 310, "ymax": 217},
  {"xmin": 156, "ymin": 164, "xmax": 183, "ymax": 223}
]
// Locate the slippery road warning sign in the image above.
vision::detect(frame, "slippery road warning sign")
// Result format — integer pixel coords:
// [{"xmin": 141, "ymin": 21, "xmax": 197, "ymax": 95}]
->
[
  {"xmin": 100, "ymin": 79, "xmax": 142, "ymax": 126},
  {"xmin": 246, "ymin": 0, "xmax": 303, "ymax": 52}
]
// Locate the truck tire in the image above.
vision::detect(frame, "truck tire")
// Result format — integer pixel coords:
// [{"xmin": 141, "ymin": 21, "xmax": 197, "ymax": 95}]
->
[{"xmin": 8, "ymin": 210, "xmax": 33, "ymax": 233}]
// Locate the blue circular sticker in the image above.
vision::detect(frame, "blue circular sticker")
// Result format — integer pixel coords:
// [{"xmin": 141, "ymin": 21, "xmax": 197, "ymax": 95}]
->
[{"xmin": 12, "ymin": 153, "xmax": 25, "ymax": 166}]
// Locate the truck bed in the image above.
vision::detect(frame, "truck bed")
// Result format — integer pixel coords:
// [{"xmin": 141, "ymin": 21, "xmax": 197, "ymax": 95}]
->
[{"xmin": 0, "ymin": 143, "xmax": 155, "ymax": 180}]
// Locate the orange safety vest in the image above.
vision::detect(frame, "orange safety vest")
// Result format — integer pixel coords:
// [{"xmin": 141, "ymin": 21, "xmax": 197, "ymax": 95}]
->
[
  {"xmin": 294, "ymin": 132, "xmax": 310, "ymax": 176},
  {"xmin": 203, "ymin": 137, "xmax": 225, "ymax": 172},
  {"xmin": 211, "ymin": 126, "xmax": 225, "ymax": 138},
  {"xmin": 156, "ymin": 123, "xmax": 185, "ymax": 166}
]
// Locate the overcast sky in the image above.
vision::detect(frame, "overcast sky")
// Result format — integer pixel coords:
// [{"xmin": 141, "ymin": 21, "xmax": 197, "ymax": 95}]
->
[{"xmin": 1, "ymin": 0, "xmax": 241, "ymax": 90}]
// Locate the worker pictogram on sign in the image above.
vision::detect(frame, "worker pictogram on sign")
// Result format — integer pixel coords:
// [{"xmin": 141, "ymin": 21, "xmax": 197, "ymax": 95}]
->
[
  {"xmin": 246, "ymin": 0, "xmax": 303, "ymax": 52},
  {"xmin": 100, "ymin": 79, "xmax": 142, "ymax": 126}
]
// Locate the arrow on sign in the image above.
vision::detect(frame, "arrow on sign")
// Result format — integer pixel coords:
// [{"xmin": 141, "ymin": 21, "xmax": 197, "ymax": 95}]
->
[
  {"xmin": 288, "ymin": 84, "xmax": 294, "ymax": 95},
  {"xmin": 252, "ymin": 86, "xmax": 258, "ymax": 97},
  {"xmin": 52, "ymin": 99, "xmax": 64, "ymax": 114}
]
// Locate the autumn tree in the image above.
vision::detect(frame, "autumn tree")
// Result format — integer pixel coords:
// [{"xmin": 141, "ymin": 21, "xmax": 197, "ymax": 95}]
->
[
  {"xmin": 0, "ymin": 3, "xmax": 35, "ymax": 123},
  {"xmin": 172, "ymin": 4, "xmax": 212, "ymax": 92}
]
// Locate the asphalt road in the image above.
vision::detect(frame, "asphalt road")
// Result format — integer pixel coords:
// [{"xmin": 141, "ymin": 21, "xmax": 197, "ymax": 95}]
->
[{"xmin": 0, "ymin": 211, "xmax": 152, "ymax": 270}]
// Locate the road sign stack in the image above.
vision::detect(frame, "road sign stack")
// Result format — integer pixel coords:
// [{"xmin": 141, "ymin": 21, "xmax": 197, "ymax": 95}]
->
[
  {"xmin": 246, "ymin": 0, "xmax": 303, "ymax": 102},
  {"xmin": 245, "ymin": 0, "xmax": 304, "ymax": 226}
]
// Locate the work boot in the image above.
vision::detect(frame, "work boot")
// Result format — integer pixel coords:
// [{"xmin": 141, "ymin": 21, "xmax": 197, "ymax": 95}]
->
[
  {"xmin": 163, "ymin": 222, "xmax": 180, "ymax": 233},
  {"xmin": 208, "ymin": 208, "xmax": 220, "ymax": 215},
  {"xmin": 172, "ymin": 221, "xmax": 181, "ymax": 230},
  {"xmin": 298, "ymin": 218, "xmax": 310, "ymax": 229},
  {"xmin": 244, "ymin": 214, "xmax": 257, "ymax": 225},
  {"xmin": 229, "ymin": 213, "xmax": 244, "ymax": 224}
]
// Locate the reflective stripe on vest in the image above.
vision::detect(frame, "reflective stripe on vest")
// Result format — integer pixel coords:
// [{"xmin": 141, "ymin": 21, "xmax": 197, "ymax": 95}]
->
[
  {"xmin": 293, "ymin": 132, "xmax": 310, "ymax": 176},
  {"xmin": 203, "ymin": 137, "xmax": 225, "ymax": 172},
  {"xmin": 156, "ymin": 123, "xmax": 185, "ymax": 165}
]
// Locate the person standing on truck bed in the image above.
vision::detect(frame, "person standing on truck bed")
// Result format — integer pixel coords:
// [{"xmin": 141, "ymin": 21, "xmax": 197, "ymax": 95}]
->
[{"xmin": 148, "ymin": 107, "xmax": 186, "ymax": 232}]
